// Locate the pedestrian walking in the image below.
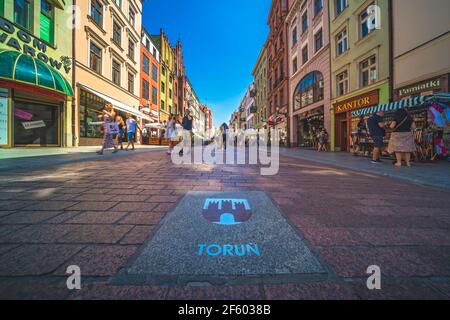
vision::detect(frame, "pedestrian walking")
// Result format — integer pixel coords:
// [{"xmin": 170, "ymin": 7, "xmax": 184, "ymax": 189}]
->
[
  {"xmin": 367, "ymin": 111, "xmax": 386, "ymax": 164},
  {"xmin": 116, "ymin": 115, "xmax": 125, "ymax": 150},
  {"xmin": 317, "ymin": 128, "xmax": 328, "ymax": 152},
  {"xmin": 124, "ymin": 114, "xmax": 141, "ymax": 151},
  {"xmin": 388, "ymin": 109, "xmax": 416, "ymax": 167},
  {"xmin": 166, "ymin": 114, "xmax": 178, "ymax": 155},
  {"xmin": 180, "ymin": 109, "xmax": 194, "ymax": 155},
  {"xmin": 97, "ymin": 103, "xmax": 118, "ymax": 155}
]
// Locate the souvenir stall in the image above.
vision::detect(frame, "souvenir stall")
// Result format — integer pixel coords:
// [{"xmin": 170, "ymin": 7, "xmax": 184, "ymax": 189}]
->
[{"xmin": 350, "ymin": 94, "xmax": 450, "ymax": 162}]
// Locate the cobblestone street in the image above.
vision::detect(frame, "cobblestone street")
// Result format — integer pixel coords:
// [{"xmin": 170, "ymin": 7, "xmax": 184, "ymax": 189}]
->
[{"xmin": 0, "ymin": 149, "xmax": 449, "ymax": 300}]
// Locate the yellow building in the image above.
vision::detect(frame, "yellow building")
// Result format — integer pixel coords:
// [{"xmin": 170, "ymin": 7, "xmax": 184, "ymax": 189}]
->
[
  {"xmin": 151, "ymin": 30, "xmax": 174, "ymax": 123},
  {"xmin": 252, "ymin": 43, "xmax": 268, "ymax": 130},
  {"xmin": 329, "ymin": 0, "xmax": 390, "ymax": 152},
  {"xmin": 73, "ymin": 0, "xmax": 149, "ymax": 146},
  {"xmin": 0, "ymin": 0, "xmax": 73, "ymax": 148}
]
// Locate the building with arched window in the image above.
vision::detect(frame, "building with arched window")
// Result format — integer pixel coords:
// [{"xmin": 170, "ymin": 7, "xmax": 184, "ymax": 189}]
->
[{"xmin": 286, "ymin": 0, "xmax": 331, "ymax": 149}]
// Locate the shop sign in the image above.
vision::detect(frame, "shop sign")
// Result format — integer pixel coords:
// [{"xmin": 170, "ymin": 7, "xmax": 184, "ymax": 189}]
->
[
  {"xmin": 334, "ymin": 90, "xmax": 379, "ymax": 114},
  {"xmin": 0, "ymin": 88, "xmax": 8, "ymax": 145},
  {"xmin": 0, "ymin": 16, "xmax": 71, "ymax": 74},
  {"xmin": 22, "ymin": 120, "xmax": 46, "ymax": 130},
  {"xmin": 398, "ymin": 78, "xmax": 441, "ymax": 97}
]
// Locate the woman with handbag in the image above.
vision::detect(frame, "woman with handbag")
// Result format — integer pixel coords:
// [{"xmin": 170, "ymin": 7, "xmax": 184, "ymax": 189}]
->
[
  {"xmin": 97, "ymin": 103, "xmax": 119, "ymax": 155},
  {"xmin": 387, "ymin": 108, "xmax": 416, "ymax": 167}
]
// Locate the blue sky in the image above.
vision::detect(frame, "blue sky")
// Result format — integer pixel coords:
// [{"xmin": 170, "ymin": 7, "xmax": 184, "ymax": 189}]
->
[{"xmin": 142, "ymin": 0, "xmax": 271, "ymax": 127}]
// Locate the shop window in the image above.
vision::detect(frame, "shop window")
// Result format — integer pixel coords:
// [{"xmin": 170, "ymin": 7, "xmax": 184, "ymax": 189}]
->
[
  {"xmin": 89, "ymin": 42, "xmax": 102, "ymax": 75},
  {"xmin": 152, "ymin": 86, "xmax": 157, "ymax": 104},
  {"xmin": 336, "ymin": 70, "xmax": 348, "ymax": 96},
  {"xmin": 112, "ymin": 59, "xmax": 121, "ymax": 86},
  {"xmin": 314, "ymin": 29, "xmax": 323, "ymax": 52},
  {"xmin": 112, "ymin": 21, "xmax": 121, "ymax": 46},
  {"xmin": 360, "ymin": 55, "xmax": 377, "ymax": 87},
  {"xmin": 336, "ymin": 0, "xmax": 347, "ymax": 17},
  {"xmin": 336, "ymin": 29, "xmax": 348, "ymax": 56},
  {"xmin": 79, "ymin": 89, "xmax": 105, "ymax": 139},
  {"xmin": 152, "ymin": 64, "xmax": 158, "ymax": 82},
  {"xmin": 40, "ymin": 0, "xmax": 54, "ymax": 45},
  {"xmin": 0, "ymin": 88, "xmax": 8, "ymax": 146},
  {"xmin": 90, "ymin": 0, "xmax": 103, "ymax": 28},
  {"xmin": 294, "ymin": 71, "xmax": 324, "ymax": 110},
  {"xmin": 128, "ymin": 72, "xmax": 134, "ymax": 94},
  {"xmin": 14, "ymin": 0, "xmax": 32, "ymax": 31},
  {"xmin": 142, "ymin": 79, "xmax": 149, "ymax": 100},
  {"xmin": 142, "ymin": 55, "xmax": 150, "ymax": 75}
]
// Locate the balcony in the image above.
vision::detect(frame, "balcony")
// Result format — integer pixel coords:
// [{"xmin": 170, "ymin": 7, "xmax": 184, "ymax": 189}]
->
[{"xmin": 249, "ymin": 87, "xmax": 257, "ymax": 98}]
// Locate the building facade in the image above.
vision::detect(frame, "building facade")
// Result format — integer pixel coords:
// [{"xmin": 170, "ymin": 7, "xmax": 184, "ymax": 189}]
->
[
  {"xmin": 329, "ymin": 0, "xmax": 390, "ymax": 152},
  {"xmin": 173, "ymin": 40, "xmax": 185, "ymax": 116},
  {"xmin": 287, "ymin": 0, "xmax": 331, "ymax": 149},
  {"xmin": 252, "ymin": 43, "xmax": 268, "ymax": 130},
  {"xmin": 1, "ymin": 0, "xmax": 74, "ymax": 148},
  {"xmin": 141, "ymin": 27, "xmax": 160, "ymax": 143},
  {"xmin": 267, "ymin": 0, "xmax": 291, "ymax": 146},
  {"xmin": 73, "ymin": 0, "xmax": 146, "ymax": 146}
]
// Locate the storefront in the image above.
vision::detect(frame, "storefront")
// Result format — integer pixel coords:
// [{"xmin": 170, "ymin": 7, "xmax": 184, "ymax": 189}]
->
[
  {"xmin": 0, "ymin": 51, "xmax": 73, "ymax": 148},
  {"xmin": 268, "ymin": 114, "xmax": 287, "ymax": 146},
  {"xmin": 295, "ymin": 106, "xmax": 324, "ymax": 149},
  {"xmin": 139, "ymin": 107, "xmax": 159, "ymax": 145},
  {"xmin": 332, "ymin": 90, "xmax": 379, "ymax": 152}
]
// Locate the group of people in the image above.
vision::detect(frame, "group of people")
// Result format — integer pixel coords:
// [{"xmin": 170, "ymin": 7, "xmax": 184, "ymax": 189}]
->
[
  {"xmin": 97, "ymin": 103, "xmax": 141, "ymax": 155},
  {"xmin": 366, "ymin": 108, "xmax": 416, "ymax": 167},
  {"xmin": 164, "ymin": 109, "xmax": 193, "ymax": 155}
]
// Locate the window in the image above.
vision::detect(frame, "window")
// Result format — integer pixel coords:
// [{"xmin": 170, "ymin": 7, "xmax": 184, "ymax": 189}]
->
[
  {"xmin": 293, "ymin": 71, "xmax": 324, "ymax": 110},
  {"xmin": 129, "ymin": 5, "xmax": 136, "ymax": 27},
  {"xmin": 360, "ymin": 55, "xmax": 377, "ymax": 87},
  {"xmin": 14, "ymin": 0, "xmax": 32, "ymax": 31},
  {"xmin": 114, "ymin": 0, "xmax": 121, "ymax": 8},
  {"xmin": 336, "ymin": 29, "xmax": 348, "ymax": 56},
  {"xmin": 79, "ymin": 90, "xmax": 106, "ymax": 138},
  {"xmin": 292, "ymin": 57, "xmax": 298, "ymax": 74},
  {"xmin": 302, "ymin": 46, "xmax": 308, "ymax": 65},
  {"xmin": 161, "ymin": 100, "xmax": 165, "ymax": 111},
  {"xmin": 90, "ymin": 0, "xmax": 103, "ymax": 27},
  {"xmin": 301, "ymin": 11, "xmax": 308, "ymax": 34},
  {"xmin": 40, "ymin": 0, "xmax": 54, "ymax": 44},
  {"xmin": 169, "ymin": 89, "xmax": 172, "ymax": 99},
  {"xmin": 128, "ymin": 73, "xmax": 134, "ymax": 94},
  {"xmin": 128, "ymin": 40, "xmax": 135, "ymax": 61},
  {"xmin": 142, "ymin": 79, "xmax": 149, "ymax": 100},
  {"xmin": 314, "ymin": 0, "xmax": 323, "ymax": 16},
  {"xmin": 292, "ymin": 27, "xmax": 298, "ymax": 46},
  {"xmin": 89, "ymin": 42, "xmax": 102, "ymax": 74},
  {"xmin": 161, "ymin": 82, "xmax": 165, "ymax": 93},
  {"xmin": 161, "ymin": 65, "xmax": 166, "ymax": 76},
  {"xmin": 336, "ymin": 71, "xmax": 348, "ymax": 96},
  {"xmin": 112, "ymin": 60, "xmax": 121, "ymax": 85},
  {"xmin": 360, "ymin": 5, "xmax": 375, "ymax": 39},
  {"xmin": 142, "ymin": 55, "xmax": 150, "ymax": 74},
  {"xmin": 152, "ymin": 86, "xmax": 157, "ymax": 104},
  {"xmin": 0, "ymin": 0, "xmax": 4, "ymax": 16},
  {"xmin": 336, "ymin": 0, "xmax": 347, "ymax": 16},
  {"xmin": 314, "ymin": 29, "xmax": 323, "ymax": 52},
  {"xmin": 152, "ymin": 64, "xmax": 158, "ymax": 81},
  {"xmin": 112, "ymin": 21, "xmax": 121, "ymax": 46}
]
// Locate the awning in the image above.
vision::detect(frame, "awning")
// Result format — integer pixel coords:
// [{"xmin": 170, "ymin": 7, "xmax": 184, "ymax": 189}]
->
[
  {"xmin": 78, "ymin": 83, "xmax": 150, "ymax": 120},
  {"xmin": 0, "ymin": 50, "xmax": 73, "ymax": 96},
  {"xmin": 351, "ymin": 96, "xmax": 427, "ymax": 117}
]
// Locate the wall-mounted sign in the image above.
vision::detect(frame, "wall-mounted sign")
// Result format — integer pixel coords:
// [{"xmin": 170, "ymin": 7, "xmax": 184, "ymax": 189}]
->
[
  {"xmin": 202, "ymin": 198, "xmax": 252, "ymax": 225},
  {"xmin": 0, "ymin": 88, "xmax": 8, "ymax": 145},
  {"xmin": 334, "ymin": 90, "xmax": 379, "ymax": 114},
  {"xmin": 22, "ymin": 120, "xmax": 46, "ymax": 130},
  {"xmin": 397, "ymin": 78, "xmax": 442, "ymax": 97},
  {"xmin": 0, "ymin": 16, "xmax": 71, "ymax": 74}
]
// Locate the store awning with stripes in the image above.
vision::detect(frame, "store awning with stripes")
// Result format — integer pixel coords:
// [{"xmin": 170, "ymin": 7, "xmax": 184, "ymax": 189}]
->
[{"xmin": 351, "ymin": 96, "xmax": 428, "ymax": 117}]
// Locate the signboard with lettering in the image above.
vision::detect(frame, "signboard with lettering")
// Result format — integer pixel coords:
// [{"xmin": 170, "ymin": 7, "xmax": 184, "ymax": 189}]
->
[
  {"xmin": 397, "ymin": 78, "xmax": 442, "ymax": 97},
  {"xmin": 0, "ymin": 88, "xmax": 8, "ymax": 145},
  {"xmin": 334, "ymin": 90, "xmax": 379, "ymax": 114}
]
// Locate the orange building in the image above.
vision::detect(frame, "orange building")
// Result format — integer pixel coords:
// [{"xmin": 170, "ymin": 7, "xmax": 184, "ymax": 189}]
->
[{"xmin": 141, "ymin": 28, "xmax": 161, "ymax": 144}]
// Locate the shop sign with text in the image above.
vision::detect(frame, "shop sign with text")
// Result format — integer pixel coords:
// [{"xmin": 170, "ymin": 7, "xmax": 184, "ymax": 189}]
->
[{"xmin": 334, "ymin": 90, "xmax": 379, "ymax": 114}]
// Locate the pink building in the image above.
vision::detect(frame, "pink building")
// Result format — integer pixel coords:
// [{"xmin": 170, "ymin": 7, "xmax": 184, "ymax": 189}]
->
[{"xmin": 286, "ymin": 0, "xmax": 331, "ymax": 148}]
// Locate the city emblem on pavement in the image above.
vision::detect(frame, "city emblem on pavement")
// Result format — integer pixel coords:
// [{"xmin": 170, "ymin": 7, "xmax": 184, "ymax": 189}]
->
[{"xmin": 202, "ymin": 198, "xmax": 252, "ymax": 225}]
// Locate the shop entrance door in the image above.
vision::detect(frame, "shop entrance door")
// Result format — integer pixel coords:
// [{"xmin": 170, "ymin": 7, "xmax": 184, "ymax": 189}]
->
[
  {"xmin": 13, "ymin": 101, "xmax": 60, "ymax": 147},
  {"xmin": 335, "ymin": 113, "xmax": 348, "ymax": 152}
]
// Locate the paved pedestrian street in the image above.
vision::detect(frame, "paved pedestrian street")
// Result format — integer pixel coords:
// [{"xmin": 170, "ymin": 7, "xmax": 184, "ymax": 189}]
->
[{"xmin": 0, "ymin": 149, "xmax": 449, "ymax": 300}]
